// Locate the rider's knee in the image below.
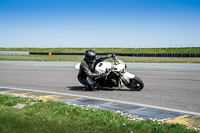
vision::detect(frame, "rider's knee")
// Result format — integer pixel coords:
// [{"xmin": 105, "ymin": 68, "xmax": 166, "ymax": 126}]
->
[{"xmin": 87, "ymin": 84, "xmax": 95, "ymax": 91}]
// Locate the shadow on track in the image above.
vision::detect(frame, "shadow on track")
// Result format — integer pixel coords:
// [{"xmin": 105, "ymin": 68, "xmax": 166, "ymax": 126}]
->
[{"xmin": 67, "ymin": 86, "xmax": 131, "ymax": 91}]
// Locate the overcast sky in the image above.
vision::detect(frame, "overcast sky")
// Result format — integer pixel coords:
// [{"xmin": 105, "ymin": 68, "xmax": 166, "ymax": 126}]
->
[{"xmin": 0, "ymin": 0, "xmax": 200, "ymax": 48}]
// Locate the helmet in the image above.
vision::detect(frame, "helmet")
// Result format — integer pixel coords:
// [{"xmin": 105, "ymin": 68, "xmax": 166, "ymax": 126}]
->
[{"xmin": 85, "ymin": 50, "xmax": 96, "ymax": 63}]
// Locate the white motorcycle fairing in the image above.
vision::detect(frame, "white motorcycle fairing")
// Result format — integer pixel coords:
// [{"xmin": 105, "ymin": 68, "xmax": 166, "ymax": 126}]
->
[
  {"xmin": 95, "ymin": 60, "xmax": 126, "ymax": 73},
  {"xmin": 95, "ymin": 62, "xmax": 112, "ymax": 73}
]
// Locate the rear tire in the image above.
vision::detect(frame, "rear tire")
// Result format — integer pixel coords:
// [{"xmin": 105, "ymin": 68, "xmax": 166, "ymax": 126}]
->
[{"xmin": 123, "ymin": 76, "xmax": 144, "ymax": 91}]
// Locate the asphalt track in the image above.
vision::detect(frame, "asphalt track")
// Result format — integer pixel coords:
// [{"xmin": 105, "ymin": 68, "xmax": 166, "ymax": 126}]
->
[{"xmin": 0, "ymin": 61, "xmax": 200, "ymax": 114}]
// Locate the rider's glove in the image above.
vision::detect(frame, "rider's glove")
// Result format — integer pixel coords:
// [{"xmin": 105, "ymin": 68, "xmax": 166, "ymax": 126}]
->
[{"xmin": 108, "ymin": 53, "xmax": 116, "ymax": 59}]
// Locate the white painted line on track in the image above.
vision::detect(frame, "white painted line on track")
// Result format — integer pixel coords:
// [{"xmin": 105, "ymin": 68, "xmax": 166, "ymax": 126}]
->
[{"xmin": 1, "ymin": 86, "xmax": 200, "ymax": 116}]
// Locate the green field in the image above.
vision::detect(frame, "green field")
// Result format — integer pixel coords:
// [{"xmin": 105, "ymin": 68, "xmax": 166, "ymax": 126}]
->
[
  {"xmin": 0, "ymin": 94, "xmax": 198, "ymax": 133},
  {"xmin": 0, "ymin": 47, "xmax": 200, "ymax": 63},
  {"xmin": 0, "ymin": 47, "xmax": 200, "ymax": 53},
  {"xmin": 0, "ymin": 55, "xmax": 200, "ymax": 63}
]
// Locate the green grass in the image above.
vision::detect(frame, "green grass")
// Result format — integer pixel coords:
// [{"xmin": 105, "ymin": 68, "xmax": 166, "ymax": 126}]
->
[
  {"xmin": 0, "ymin": 47, "xmax": 199, "ymax": 63},
  {"xmin": 0, "ymin": 94, "xmax": 198, "ymax": 133},
  {"xmin": 0, "ymin": 55, "xmax": 83, "ymax": 62},
  {"xmin": 0, "ymin": 55, "xmax": 200, "ymax": 63},
  {"xmin": 0, "ymin": 47, "xmax": 200, "ymax": 53}
]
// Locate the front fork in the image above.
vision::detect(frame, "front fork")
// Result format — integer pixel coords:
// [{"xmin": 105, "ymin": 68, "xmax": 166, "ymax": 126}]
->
[{"xmin": 112, "ymin": 70, "xmax": 129, "ymax": 86}]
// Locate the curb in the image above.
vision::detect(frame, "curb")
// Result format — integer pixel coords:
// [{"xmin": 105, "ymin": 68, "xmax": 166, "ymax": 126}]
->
[{"xmin": 0, "ymin": 87, "xmax": 199, "ymax": 130}]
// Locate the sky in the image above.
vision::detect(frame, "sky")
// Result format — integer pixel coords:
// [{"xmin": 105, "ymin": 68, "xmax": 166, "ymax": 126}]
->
[{"xmin": 0, "ymin": 0, "xmax": 200, "ymax": 48}]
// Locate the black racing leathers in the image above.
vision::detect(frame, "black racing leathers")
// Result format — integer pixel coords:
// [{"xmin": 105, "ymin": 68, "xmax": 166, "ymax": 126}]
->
[{"xmin": 78, "ymin": 55, "xmax": 110, "ymax": 90}]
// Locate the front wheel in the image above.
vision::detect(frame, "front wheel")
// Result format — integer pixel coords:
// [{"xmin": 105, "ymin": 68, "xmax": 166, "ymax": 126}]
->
[{"xmin": 123, "ymin": 76, "xmax": 144, "ymax": 91}]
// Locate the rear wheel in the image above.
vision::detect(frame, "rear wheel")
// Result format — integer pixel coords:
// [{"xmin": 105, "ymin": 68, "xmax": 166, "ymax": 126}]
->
[{"xmin": 123, "ymin": 76, "xmax": 144, "ymax": 91}]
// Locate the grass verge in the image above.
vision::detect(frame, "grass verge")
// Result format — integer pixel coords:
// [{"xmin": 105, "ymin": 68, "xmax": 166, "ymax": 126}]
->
[
  {"xmin": 0, "ymin": 94, "xmax": 198, "ymax": 133},
  {"xmin": 0, "ymin": 55, "xmax": 200, "ymax": 63},
  {"xmin": 0, "ymin": 47, "xmax": 200, "ymax": 53}
]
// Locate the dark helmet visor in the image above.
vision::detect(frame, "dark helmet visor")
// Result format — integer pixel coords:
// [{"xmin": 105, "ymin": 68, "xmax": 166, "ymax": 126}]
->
[{"xmin": 88, "ymin": 55, "xmax": 96, "ymax": 63}]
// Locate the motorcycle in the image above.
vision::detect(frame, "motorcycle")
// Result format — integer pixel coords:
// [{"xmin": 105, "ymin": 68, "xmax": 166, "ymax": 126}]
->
[{"xmin": 75, "ymin": 56, "xmax": 144, "ymax": 91}]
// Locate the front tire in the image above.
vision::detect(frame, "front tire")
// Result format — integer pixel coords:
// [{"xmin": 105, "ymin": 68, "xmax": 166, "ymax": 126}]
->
[{"xmin": 123, "ymin": 76, "xmax": 144, "ymax": 91}]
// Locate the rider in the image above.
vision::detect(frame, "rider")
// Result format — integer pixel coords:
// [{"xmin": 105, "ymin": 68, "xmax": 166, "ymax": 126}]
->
[{"xmin": 78, "ymin": 50, "xmax": 115, "ymax": 91}]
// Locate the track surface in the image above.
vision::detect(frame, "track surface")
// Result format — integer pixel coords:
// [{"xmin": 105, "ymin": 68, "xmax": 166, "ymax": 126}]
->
[{"xmin": 0, "ymin": 61, "xmax": 200, "ymax": 113}]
